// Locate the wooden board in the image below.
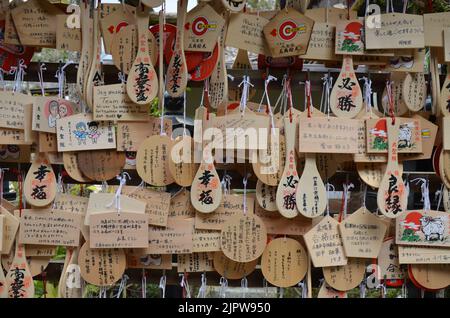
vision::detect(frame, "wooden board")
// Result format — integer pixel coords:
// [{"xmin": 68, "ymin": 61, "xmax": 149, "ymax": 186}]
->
[
  {"xmin": 261, "ymin": 237, "xmax": 308, "ymax": 288},
  {"xmin": 298, "ymin": 117, "xmax": 360, "ymax": 153},
  {"xmin": 339, "ymin": 208, "xmax": 387, "ymax": 258},
  {"xmin": 396, "ymin": 210, "xmax": 450, "ymax": 248},
  {"xmin": 304, "ymin": 215, "xmax": 348, "ymax": 267},
  {"xmin": 220, "ymin": 214, "xmax": 267, "ymax": 263}
]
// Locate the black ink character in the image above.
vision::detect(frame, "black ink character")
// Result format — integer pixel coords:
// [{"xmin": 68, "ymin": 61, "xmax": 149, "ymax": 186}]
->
[
  {"xmin": 337, "ymin": 95, "xmax": 356, "ymax": 112},
  {"xmin": 283, "ymin": 193, "xmax": 296, "ymax": 210},
  {"xmin": 33, "ymin": 165, "xmax": 50, "ymax": 182},
  {"xmin": 199, "ymin": 190, "xmax": 213, "ymax": 205},
  {"xmin": 31, "ymin": 185, "xmax": 47, "ymax": 200}
]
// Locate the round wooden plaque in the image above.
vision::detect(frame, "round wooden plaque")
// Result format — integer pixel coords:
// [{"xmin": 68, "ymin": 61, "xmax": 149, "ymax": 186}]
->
[
  {"xmin": 323, "ymin": 258, "xmax": 366, "ymax": 291},
  {"xmin": 136, "ymin": 135, "xmax": 174, "ymax": 186},
  {"xmin": 261, "ymin": 238, "xmax": 308, "ymax": 287},
  {"xmin": 220, "ymin": 214, "xmax": 267, "ymax": 262},
  {"xmin": 255, "ymin": 180, "xmax": 278, "ymax": 212},
  {"xmin": 357, "ymin": 162, "xmax": 404, "ymax": 189},
  {"xmin": 213, "ymin": 251, "xmax": 258, "ymax": 280},
  {"xmin": 63, "ymin": 152, "xmax": 92, "ymax": 182},
  {"xmin": 77, "ymin": 150, "xmax": 125, "ymax": 181},
  {"xmin": 409, "ymin": 264, "xmax": 450, "ymax": 290},
  {"xmin": 168, "ymin": 135, "xmax": 197, "ymax": 187},
  {"xmin": 78, "ymin": 241, "xmax": 126, "ymax": 287}
]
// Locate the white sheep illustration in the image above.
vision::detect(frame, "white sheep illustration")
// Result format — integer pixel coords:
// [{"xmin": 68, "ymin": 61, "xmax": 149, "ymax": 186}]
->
[{"xmin": 420, "ymin": 216, "xmax": 446, "ymax": 241}]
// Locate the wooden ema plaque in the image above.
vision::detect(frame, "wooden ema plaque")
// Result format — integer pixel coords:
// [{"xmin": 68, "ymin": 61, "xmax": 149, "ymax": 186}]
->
[
  {"xmin": 213, "ymin": 251, "xmax": 257, "ymax": 280},
  {"xmin": 335, "ymin": 19, "xmax": 364, "ymax": 55},
  {"xmin": 90, "ymin": 212, "xmax": 149, "ymax": 249},
  {"xmin": 220, "ymin": 214, "xmax": 267, "ymax": 263},
  {"xmin": 77, "ymin": 150, "xmax": 125, "ymax": 182},
  {"xmin": 396, "ymin": 210, "xmax": 450, "ymax": 248},
  {"xmin": 295, "ymin": 153, "xmax": 327, "ymax": 218},
  {"xmin": 256, "ymin": 180, "xmax": 277, "ymax": 212},
  {"xmin": 298, "ymin": 117, "xmax": 360, "ymax": 153},
  {"xmin": 339, "ymin": 208, "xmax": 387, "ymax": 258},
  {"xmin": 166, "ymin": 0, "xmax": 188, "ymax": 98},
  {"xmin": 322, "ymin": 258, "xmax": 365, "ymax": 292},
  {"xmin": 276, "ymin": 118, "xmax": 300, "ymax": 218},
  {"xmin": 365, "ymin": 13, "xmax": 425, "ymax": 49},
  {"xmin": 177, "ymin": 252, "xmax": 214, "ymax": 273},
  {"xmin": 263, "ymin": 8, "xmax": 314, "ymax": 58},
  {"xmin": 402, "ymin": 73, "xmax": 426, "ymax": 112},
  {"xmin": 330, "ymin": 56, "xmax": 363, "ymax": 118},
  {"xmin": 377, "ymin": 120, "xmax": 407, "ymax": 219},
  {"xmin": 24, "ymin": 153, "xmax": 56, "ymax": 207},
  {"xmin": 184, "ymin": 3, "xmax": 225, "ymax": 53},
  {"xmin": 78, "ymin": 241, "xmax": 126, "ymax": 287},
  {"xmin": 19, "ymin": 209, "xmax": 81, "ymax": 247},
  {"xmin": 168, "ymin": 135, "xmax": 197, "ymax": 187},
  {"xmin": 378, "ymin": 238, "xmax": 404, "ymax": 280},
  {"xmin": 225, "ymin": 12, "xmax": 269, "ymax": 55},
  {"xmin": 0, "ymin": 206, "xmax": 20, "ymax": 255},
  {"xmin": 255, "ymin": 205, "xmax": 312, "ymax": 236},
  {"xmin": 398, "ymin": 245, "xmax": 450, "ymax": 264},
  {"xmin": 190, "ymin": 142, "xmax": 222, "ymax": 214},
  {"xmin": 56, "ymin": 113, "xmax": 116, "ymax": 152},
  {"xmin": 5, "ymin": 243, "xmax": 34, "ymax": 298},
  {"xmin": 63, "ymin": 152, "xmax": 92, "ymax": 183},
  {"xmin": 126, "ymin": 6, "xmax": 158, "ymax": 105},
  {"xmin": 366, "ymin": 117, "xmax": 422, "ymax": 154},
  {"xmin": 261, "ymin": 238, "xmax": 308, "ymax": 288},
  {"xmin": 357, "ymin": 162, "xmax": 403, "ymax": 189},
  {"xmin": 195, "ymin": 194, "xmax": 254, "ymax": 231},
  {"xmin": 136, "ymin": 135, "xmax": 174, "ymax": 186},
  {"xmin": 304, "ymin": 215, "xmax": 348, "ymax": 267},
  {"xmin": 409, "ymin": 264, "xmax": 450, "ymax": 290}
]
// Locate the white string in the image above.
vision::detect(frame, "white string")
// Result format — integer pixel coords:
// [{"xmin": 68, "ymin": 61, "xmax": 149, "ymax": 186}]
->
[
  {"xmin": 435, "ymin": 184, "xmax": 444, "ymax": 211},
  {"xmin": 106, "ymin": 172, "xmax": 131, "ymax": 214},
  {"xmin": 362, "ymin": 183, "xmax": 368, "ymax": 210},
  {"xmin": 99, "ymin": 286, "xmax": 108, "ymax": 298},
  {"xmin": 360, "ymin": 77, "xmax": 373, "ymax": 116},
  {"xmin": 56, "ymin": 61, "xmax": 73, "ymax": 99},
  {"xmin": 359, "ymin": 281, "xmax": 366, "ymax": 298},
  {"xmin": 411, "ymin": 178, "xmax": 430, "ymax": 211},
  {"xmin": 159, "ymin": 273, "xmax": 167, "ymax": 298},
  {"xmin": 238, "ymin": 75, "xmax": 253, "ymax": 117},
  {"xmin": 263, "ymin": 278, "xmax": 269, "ymax": 297},
  {"xmin": 342, "ymin": 183, "xmax": 354, "ymax": 220},
  {"xmin": 197, "ymin": 272, "xmax": 207, "ymax": 298},
  {"xmin": 118, "ymin": 71, "xmax": 126, "ymax": 84},
  {"xmin": 279, "ymin": 287, "xmax": 284, "ymax": 298},
  {"xmin": 221, "ymin": 174, "xmax": 232, "ymax": 195},
  {"xmin": 219, "ymin": 277, "xmax": 228, "ymax": 298},
  {"xmin": 115, "ymin": 274, "xmax": 129, "ymax": 298},
  {"xmin": 264, "ymin": 75, "xmax": 278, "ymax": 136},
  {"xmin": 38, "ymin": 63, "xmax": 47, "ymax": 96},
  {"xmin": 403, "ymin": 0, "xmax": 409, "ymax": 13},
  {"xmin": 180, "ymin": 274, "xmax": 191, "ymax": 298},
  {"xmin": 10, "ymin": 59, "xmax": 27, "ymax": 93},
  {"xmin": 141, "ymin": 269, "xmax": 147, "ymax": 298},
  {"xmin": 297, "ymin": 280, "xmax": 307, "ymax": 298},
  {"xmin": 401, "ymin": 280, "xmax": 408, "ymax": 298},
  {"xmin": 240, "ymin": 277, "xmax": 248, "ymax": 298},
  {"xmin": 243, "ymin": 173, "xmax": 251, "ymax": 215},
  {"xmin": 325, "ymin": 183, "xmax": 335, "ymax": 216}
]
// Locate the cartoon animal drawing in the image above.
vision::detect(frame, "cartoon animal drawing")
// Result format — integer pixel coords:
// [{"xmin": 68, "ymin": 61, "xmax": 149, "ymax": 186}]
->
[
  {"xmin": 139, "ymin": 254, "xmax": 162, "ymax": 266},
  {"xmin": 420, "ymin": 216, "xmax": 446, "ymax": 241},
  {"xmin": 87, "ymin": 121, "xmax": 101, "ymax": 144},
  {"xmin": 73, "ymin": 122, "xmax": 88, "ymax": 145},
  {"xmin": 398, "ymin": 123, "xmax": 413, "ymax": 149}
]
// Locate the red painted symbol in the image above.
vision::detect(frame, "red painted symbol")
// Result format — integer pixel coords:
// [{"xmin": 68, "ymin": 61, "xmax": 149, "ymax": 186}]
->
[
  {"xmin": 279, "ymin": 20, "xmax": 298, "ymax": 41},
  {"xmin": 192, "ymin": 16, "xmax": 209, "ymax": 36}
]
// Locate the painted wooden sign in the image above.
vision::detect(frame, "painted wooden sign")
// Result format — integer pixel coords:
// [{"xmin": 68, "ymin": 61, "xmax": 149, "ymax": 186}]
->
[
  {"xmin": 396, "ymin": 210, "xmax": 450, "ymax": 248},
  {"xmin": 377, "ymin": 120, "xmax": 407, "ymax": 218}
]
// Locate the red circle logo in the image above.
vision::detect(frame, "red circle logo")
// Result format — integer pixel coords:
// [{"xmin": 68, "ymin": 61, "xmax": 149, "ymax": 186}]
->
[
  {"xmin": 192, "ymin": 17, "xmax": 208, "ymax": 36},
  {"xmin": 279, "ymin": 20, "xmax": 298, "ymax": 41}
]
